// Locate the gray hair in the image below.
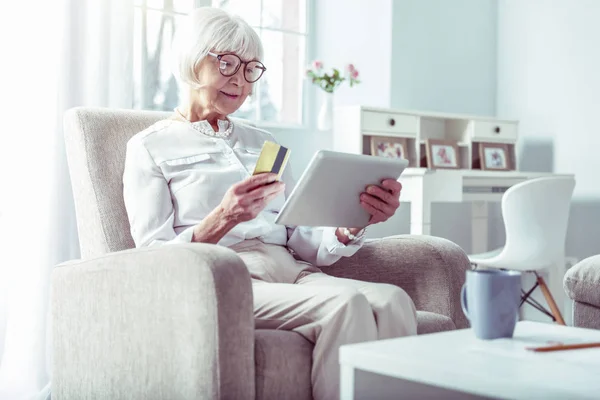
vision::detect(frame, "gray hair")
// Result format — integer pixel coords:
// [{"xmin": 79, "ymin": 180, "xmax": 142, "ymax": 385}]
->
[{"xmin": 172, "ymin": 7, "xmax": 264, "ymax": 89}]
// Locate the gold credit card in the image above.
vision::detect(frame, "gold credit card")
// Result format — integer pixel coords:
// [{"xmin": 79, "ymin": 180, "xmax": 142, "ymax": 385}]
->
[{"xmin": 252, "ymin": 141, "xmax": 290, "ymax": 180}]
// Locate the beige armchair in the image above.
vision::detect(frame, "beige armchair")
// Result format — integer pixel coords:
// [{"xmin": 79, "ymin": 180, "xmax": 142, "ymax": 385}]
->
[{"xmin": 52, "ymin": 107, "xmax": 470, "ymax": 399}]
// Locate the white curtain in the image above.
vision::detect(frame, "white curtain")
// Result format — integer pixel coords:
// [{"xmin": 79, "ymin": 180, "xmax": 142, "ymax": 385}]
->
[{"xmin": 0, "ymin": 0, "xmax": 133, "ymax": 398}]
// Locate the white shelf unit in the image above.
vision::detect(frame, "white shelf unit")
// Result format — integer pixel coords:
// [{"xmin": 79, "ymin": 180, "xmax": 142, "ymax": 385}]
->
[{"xmin": 333, "ymin": 105, "xmax": 519, "ymax": 170}]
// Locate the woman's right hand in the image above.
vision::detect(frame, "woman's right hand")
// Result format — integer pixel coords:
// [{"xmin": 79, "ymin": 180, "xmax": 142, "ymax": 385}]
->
[{"xmin": 219, "ymin": 173, "xmax": 286, "ymax": 225}]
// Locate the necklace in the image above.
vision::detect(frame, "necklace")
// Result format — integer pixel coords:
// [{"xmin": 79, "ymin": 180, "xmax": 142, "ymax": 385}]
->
[{"xmin": 174, "ymin": 108, "xmax": 233, "ymax": 138}]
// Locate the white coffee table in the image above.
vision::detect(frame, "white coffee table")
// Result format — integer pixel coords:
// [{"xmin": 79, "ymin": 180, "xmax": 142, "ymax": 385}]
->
[{"xmin": 340, "ymin": 321, "xmax": 600, "ymax": 399}]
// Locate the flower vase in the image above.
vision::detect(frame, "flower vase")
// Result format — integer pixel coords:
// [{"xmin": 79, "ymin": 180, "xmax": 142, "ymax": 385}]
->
[{"xmin": 317, "ymin": 92, "xmax": 334, "ymax": 131}]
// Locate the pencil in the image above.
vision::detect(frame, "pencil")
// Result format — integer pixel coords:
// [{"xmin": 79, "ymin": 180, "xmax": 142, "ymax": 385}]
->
[{"xmin": 526, "ymin": 342, "xmax": 600, "ymax": 352}]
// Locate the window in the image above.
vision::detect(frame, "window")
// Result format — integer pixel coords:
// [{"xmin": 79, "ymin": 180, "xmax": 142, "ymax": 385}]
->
[{"xmin": 133, "ymin": 0, "xmax": 309, "ymax": 126}]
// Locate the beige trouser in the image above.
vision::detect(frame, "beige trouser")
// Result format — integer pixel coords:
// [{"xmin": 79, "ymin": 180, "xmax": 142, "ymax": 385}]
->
[{"xmin": 230, "ymin": 240, "xmax": 417, "ymax": 400}]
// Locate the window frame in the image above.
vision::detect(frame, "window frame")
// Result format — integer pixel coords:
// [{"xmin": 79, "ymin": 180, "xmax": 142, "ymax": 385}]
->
[{"xmin": 132, "ymin": 0, "xmax": 316, "ymax": 129}]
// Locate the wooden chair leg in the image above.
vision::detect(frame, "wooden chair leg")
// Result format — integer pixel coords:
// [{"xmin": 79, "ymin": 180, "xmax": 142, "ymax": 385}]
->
[{"xmin": 536, "ymin": 274, "xmax": 566, "ymax": 325}]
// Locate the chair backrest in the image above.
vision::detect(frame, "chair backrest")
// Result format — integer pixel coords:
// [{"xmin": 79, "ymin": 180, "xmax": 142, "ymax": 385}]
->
[
  {"xmin": 63, "ymin": 107, "xmax": 170, "ymax": 259},
  {"xmin": 500, "ymin": 176, "xmax": 576, "ymax": 270}
]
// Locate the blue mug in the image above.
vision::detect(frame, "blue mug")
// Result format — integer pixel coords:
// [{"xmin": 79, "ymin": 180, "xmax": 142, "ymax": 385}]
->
[{"xmin": 461, "ymin": 269, "xmax": 522, "ymax": 340}]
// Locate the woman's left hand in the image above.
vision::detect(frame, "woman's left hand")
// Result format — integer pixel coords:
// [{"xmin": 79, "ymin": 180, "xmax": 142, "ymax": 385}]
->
[{"xmin": 360, "ymin": 179, "xmax": 402, "ymax": 226}]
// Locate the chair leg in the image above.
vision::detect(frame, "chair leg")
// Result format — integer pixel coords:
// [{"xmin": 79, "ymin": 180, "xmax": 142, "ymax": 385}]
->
[
  {"xmin": 535, "ymin": 272, "xmax": 566, "ymax": 326},
  {"xmin": 521, "ymin": 286, "xmax": 556, "ymax": 320}
]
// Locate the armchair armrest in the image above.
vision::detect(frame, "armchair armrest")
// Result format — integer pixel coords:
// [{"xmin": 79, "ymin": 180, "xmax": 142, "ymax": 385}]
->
[
  {"xmin": 51, "ymin": 243, "xmax": 254, "ymax": 400},
  {"xmin": 564, "ymin": 255, "xmax": 600, "ymax": 308},
  {"xmin": 326, "ymin": 235, "xmax": 469, "ymax": 329}
]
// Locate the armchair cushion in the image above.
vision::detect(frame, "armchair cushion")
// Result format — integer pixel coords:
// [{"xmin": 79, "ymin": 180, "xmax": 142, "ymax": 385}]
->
[
  {"xmin": 255, "ymin": 330, "xmax": 312, "ymax": 400},
  {"xmin": 564, "ymin": 255, "xmax": 600, "ymax": 308}
]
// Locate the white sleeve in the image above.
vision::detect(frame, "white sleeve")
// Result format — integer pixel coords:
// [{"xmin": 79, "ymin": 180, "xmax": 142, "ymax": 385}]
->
[
  {"xmin": 280, "ymin": 158, "xmax": 366, "ymax": 267},
  {"xmin": 287, "ymin": 226, "xmax": 366, "ymax": 267},
  {"xmin": 123, "ymin": 137, "xmax": 195, "ymax": 247}
]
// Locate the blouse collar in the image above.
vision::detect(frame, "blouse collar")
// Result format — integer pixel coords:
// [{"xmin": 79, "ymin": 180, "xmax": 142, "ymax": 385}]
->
[
  {"xmin": 174, "ymin": 108, "xmax": 233, "ymax": 138},
  {"xmin": 189, "ymin": 119, "xmax": 233, "ymax": 138}
]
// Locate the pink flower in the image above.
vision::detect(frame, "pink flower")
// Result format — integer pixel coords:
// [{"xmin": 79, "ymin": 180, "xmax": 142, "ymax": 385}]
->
[
  {"xmin": 346, "ymin": 63, "xmax": 356, "ymax": 72},
  {"xmin": 351, "ymin": 69, "xmax": 359, "ymax": 79},
  {"xmin": 312, "ymin": 60, "xmax": 323, "ymax": 70}
]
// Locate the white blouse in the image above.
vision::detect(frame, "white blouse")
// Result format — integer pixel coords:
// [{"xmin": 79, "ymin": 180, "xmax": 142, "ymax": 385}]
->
[{"xmin": 122, "ymin": 118, "xmax": 366, "ymax": 267}]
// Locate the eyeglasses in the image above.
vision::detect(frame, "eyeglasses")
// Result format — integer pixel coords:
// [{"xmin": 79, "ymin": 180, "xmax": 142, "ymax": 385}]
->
[{"xmin": 207, "ymin": 52, "xmax": 266, "ymax": 83}]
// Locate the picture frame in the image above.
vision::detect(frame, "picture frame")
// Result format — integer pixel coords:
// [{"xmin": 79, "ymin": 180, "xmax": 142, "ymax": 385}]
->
[
  {"xmin": 425, "ymin": 139, "xmax": 460, "ymax": 169},
  {"xmin": 479, "ymin": 142, "xmax": 511, "ymax": 171},
  {"xmin": 369, "ymin": 136, "xmax": 408, "ymax": 160}
]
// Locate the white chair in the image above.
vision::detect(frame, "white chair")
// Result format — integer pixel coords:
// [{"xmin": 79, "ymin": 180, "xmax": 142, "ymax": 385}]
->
[{"xmin": 469, "ymin": 176, "xmax": 576, "ymax": 325}]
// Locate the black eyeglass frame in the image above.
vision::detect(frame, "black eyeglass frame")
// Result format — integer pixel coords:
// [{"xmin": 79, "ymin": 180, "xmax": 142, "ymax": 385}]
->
[{"xmin": 207, "ymin": 51, "xmax": 267, "ymax": 83}]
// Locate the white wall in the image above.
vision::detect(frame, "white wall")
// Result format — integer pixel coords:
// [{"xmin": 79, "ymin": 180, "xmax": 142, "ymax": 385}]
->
[
  {"xmin": 314, "ymin": 0, "xmax": 393, "ymax": 109},
  {"xmin": 497, "ymin": 0, "xmax": 600, "ymax": 259},
  {"xmin": 391, "ymin": 0, "xmax": 498, "ymax": 116}
]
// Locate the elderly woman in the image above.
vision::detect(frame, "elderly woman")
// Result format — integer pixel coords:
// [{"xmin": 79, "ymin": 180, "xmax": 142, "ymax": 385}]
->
[{"xmin": 123, "ymin": 7, "xmax": 416, "ymax": 400}]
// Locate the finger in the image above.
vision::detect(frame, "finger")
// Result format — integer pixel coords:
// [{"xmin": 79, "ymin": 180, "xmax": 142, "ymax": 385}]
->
[
  {"xmin": 360, "ymin": 200, "xmax": 387, "ymax": 223},
  {"xmin": 235, "ymin": 173, "xmax": 279, "ymax": 194},
  {"xmin": 237, "ymin": 181, "xmax": 284, "ymax": 206},
  {"xmin": 360, "ymin": 192, "xmax": 396, "ymax": 216},
  {"xmin": 248, "ymin": 181, "xmax": 285, "ymax": 202},
  {"xmin": 381, "ymin": 179, "xmax": 402, "ymax": 195},
  {"xmin": 257, "ymin": 189, "xmax": 283, "ymax": 205},
  {"xmin": 248, "ymin": 189, "xmax": 285, "ymax": 216},
  {"xmin": 366, "ymin": 185, "xmax": 399, "ymax": 207}
]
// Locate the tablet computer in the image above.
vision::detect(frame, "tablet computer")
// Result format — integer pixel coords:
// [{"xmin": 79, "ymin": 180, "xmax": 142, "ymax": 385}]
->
[{"xmin": 274, "ymin": 150, "xmax": 408, "ymax": 228}]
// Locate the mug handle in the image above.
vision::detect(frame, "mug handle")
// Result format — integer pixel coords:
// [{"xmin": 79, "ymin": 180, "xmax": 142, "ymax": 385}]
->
[{"xmin": 460, "ymin": 283, "xmax": 470, "ymax": 320}]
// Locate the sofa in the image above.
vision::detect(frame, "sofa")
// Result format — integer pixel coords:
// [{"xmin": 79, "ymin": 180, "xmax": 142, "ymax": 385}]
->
[
  {"xmin": 564, "ymin": 255, "xmax": 600, "ymax": 329},
  {"xmin": 51, "ymin": 107, "xmax": 470, "ymax": 399}
]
